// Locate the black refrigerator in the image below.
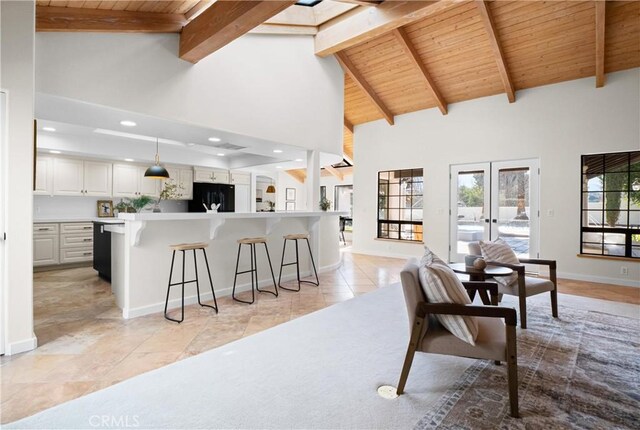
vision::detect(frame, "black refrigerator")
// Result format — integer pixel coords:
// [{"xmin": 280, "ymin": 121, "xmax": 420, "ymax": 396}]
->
[{"xmin": 188, "ymin": 183, "xmax": 235, "ymax": 212}]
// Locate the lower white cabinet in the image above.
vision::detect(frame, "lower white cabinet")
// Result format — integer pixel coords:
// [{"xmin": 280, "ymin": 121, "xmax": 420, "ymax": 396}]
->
[{"xmin": 33, "ymin": 222, "xmax": 93, "ymax": 267}]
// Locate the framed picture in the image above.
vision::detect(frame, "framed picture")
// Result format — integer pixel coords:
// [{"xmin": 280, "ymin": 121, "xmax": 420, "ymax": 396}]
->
[
  {"xmin": 285, "ymin": 201, "xmax": 296, "ymax": 211},
  {"xmin": 286, "ymin": 188, "xmax": 296, "ymax": 201},
  {"xmin": 97, "ymin": 200, "xmax": 114, "ymax": 218},
  {"xmin": 256, "ymin": 189, "xmax": 263, "ymax": 203}
]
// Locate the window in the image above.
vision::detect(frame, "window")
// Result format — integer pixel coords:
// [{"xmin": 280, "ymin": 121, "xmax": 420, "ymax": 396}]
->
[
  {"xmin": 334, "ymin": 185, "xmax": 353, "ymax": 217},
  {"xmin": 378, "ymin": 169, "xmax": 423, "ymax": 241},
  {"xmin": 581, "ymin": 151, "xmax": 640, "ymax": 259}
]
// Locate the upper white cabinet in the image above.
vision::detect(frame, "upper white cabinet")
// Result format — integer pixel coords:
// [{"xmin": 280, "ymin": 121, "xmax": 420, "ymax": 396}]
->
[
  {"xmin": 230, "ymin": 171, "xmax": 250, "ymax": 185},
  {"xmin": 194, "ymin": 167, "xmax": 230, "ymax": 184},
  {"xmin": 163, "ymin": 167, "xmax": 193, "ymax": 200},
  {"xmin": 53, "ymin": 158, "xmax": 112, "ymax": 197},
  {"xmin": 113, "ymin": 164, "xmax": 160, "ymax": 198},
  {"xmin": 34, "ymin": 156, "xmax": 54, "ymax": 196}
]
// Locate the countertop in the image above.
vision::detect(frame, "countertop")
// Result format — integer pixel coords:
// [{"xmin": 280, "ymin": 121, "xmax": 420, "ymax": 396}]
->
[
  {"xmin": 34, "ymin": 217, "xmax": 124, "ymax": 224},
  {"xmin": 117, "ymin": 211, "xmax": 349, "ymax": 222}
]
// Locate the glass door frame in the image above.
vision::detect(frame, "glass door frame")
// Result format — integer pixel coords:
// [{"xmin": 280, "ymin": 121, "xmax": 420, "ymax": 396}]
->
[{"xmin": 449, "ymin": 159, "xmax": 540, "ymax": 262}]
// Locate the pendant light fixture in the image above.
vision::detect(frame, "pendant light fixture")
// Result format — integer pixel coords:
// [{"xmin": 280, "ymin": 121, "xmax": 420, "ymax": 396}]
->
[
  {"xmin": 144, "ymin": 138, "xmax": 170, "ymax": 179},
  {"xmin": 266, "ymin": 177, "xmax": 276, "ymax": 194}
]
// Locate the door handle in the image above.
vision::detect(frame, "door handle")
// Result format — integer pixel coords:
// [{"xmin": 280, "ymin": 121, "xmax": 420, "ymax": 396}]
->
[
  {"xmin": 484, "ymin": 219, "xmax": 490, "ymax": 223},
  {"xmin": 492, "ymin": 219, "xmax": 497, "ymax": 223}
]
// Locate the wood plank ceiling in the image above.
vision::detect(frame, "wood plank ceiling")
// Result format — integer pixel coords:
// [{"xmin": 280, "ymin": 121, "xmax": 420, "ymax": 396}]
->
[{"xmin": 34, "ymin": 0, "xmax": 640, "ymax": 175}]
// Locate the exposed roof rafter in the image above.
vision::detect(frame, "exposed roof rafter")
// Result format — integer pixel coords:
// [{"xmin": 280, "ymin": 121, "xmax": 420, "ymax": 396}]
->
[
  {"xmin": 595, "ymin": 0, "xmax": 606, "ymax": 88},
  {"xmin": 344, "ymin": 116, "xmax": 354, "ymax": 134},
  {"xmin": 179, "ymin": 0, "xmax": 296, "ymax": 63},
  {"xmin": 393, "ymin": 27, "xmax": 447, "ymax": 115},
  {"xmin": 324, "ymin": 165, "xmax": 345, "ymax": 181},
  {"xmin": 335, "ymin": 52, "xmax": 394, "ymax": 125},
  {"xmin": 475, "ymin": 0, "xmax": 515, "ymax": 103}
]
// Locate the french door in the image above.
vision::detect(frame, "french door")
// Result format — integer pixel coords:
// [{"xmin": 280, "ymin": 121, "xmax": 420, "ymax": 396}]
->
[{"xmin": 449, "ymin": 159, "xmax": 539, "ymax": 262}]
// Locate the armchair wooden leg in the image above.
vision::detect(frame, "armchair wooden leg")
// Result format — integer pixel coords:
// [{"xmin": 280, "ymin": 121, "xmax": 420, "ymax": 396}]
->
[
  {"xmin": 397, "ymin": 317, "xmax": 424, "ymax": 395},
  {"xmin": 518, "ymin": 295, "xmax": 527, "ymax": 329},
  {"xmin": 506, "ymin": 325, "xmax": 519, "ymax": 418},
  {"xmin": 550, "ymin": 289, "xmax": 558, "ymax": 318}
]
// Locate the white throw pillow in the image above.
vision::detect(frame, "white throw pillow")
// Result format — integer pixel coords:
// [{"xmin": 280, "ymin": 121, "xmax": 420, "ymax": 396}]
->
[
  {"xmin": 418, "ymin": 262, "xmax": 478, "ymax": 345},
  {"xmin": 478, "ymin": 238, "xmax": 519, "ymax": 287},
  {"xmin": 421, "ymin": 245, "xmax": 447, "ymax": 266}
]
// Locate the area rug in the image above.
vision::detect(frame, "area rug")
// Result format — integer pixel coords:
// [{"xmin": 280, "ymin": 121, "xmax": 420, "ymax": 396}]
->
[{"xmin": 414, "ymin": 305, "xmax": 640, "ymax": 430}]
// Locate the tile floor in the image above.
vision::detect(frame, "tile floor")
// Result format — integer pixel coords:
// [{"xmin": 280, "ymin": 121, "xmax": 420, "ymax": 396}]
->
[{"xmin": 1, "ymin": 248, "xmax": 638, "ymax": 423}]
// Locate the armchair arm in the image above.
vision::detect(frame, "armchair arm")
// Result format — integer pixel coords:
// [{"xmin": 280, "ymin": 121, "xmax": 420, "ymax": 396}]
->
[
  {"xmin": 416, "ymin": 302, "xmax": 517, "ymax": 326},
  {"xmin": 485, "ymin": 260, "xmax": 526, "ymax": 276},
  {"xmin": 518, "ymin": 258, "xmax": 557, "ymax": 270}
]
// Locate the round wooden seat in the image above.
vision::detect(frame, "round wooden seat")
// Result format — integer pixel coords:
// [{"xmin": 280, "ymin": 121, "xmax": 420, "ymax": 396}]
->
[
  {"xmin": 238, "ymin": 237, "xmax": 267, "ymax": 244},
  {"xmin": 283, "ymin": 233, "xmax": 309, "ymax": 240},
  {"xmin": 169, "ymin": 242, "xmax": 209, "ymax": 251}
]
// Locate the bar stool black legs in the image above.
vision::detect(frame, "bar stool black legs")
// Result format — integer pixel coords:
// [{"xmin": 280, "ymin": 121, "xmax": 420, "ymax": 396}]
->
[
  {"xmin": 164, "ymin": 243, "xmax": 218, "ymax": 323},
  {"xmin": 232, "ymin": 238, "xmax": 278, "ymax": 305},
  {"xmin": 278, "ymin": 234, "xmax": 319, "ymax": 292}
]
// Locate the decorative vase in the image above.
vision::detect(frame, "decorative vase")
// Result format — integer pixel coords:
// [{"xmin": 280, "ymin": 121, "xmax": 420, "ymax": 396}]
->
[{"xmin": 473, "ymin": 258, "xmax": 487, "ymax": 270}]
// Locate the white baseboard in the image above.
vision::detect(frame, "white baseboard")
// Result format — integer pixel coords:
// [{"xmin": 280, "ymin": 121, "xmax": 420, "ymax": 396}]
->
[
  {"xmin": 5, "ymin": 335, "xmax": 37, "ymax": 355},
  {"xmin": 123, "ymin": 266, "xmax": 337, "ymax": 319},
  {"xmin": 557, "ymin": 271, "xmax": 640, "ymax": 288}
]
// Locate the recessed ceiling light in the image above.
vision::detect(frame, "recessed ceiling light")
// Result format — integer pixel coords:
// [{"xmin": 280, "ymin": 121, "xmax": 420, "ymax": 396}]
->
[
  {"xmin": 187, "ymin": 143, "xmax": 196, "ymax": 147},
  {"xmin": 124, "ymin": 158, "xmax": 134, "ymax": 162},
  {"xmin": 208, "ymin": 137, "xmax": 221, "ymax": 142},
  {"xmin": 42, "ymin": 127, "xmax": 56, "ymax": 132},
  {"xmin": 49, "ymin": 150, "xmax": 61, "ymax": 154},
  {"xmin": 273, "ymin": 149, "xmax": 283, "ymax": 153},
  {"xmin": 120, "ymin": 120, "xmax": 137, "ymax": 127},
  {"xmin": 295, "ymin": 158, "xmax": 303, "ymax": 162},
  {"xmin": 217, "ymin": 153, "xmax": 225, "ymax": 157},
  {"xmin": 276, "ymin": 166, "xmax": 282, "ymax": 169}
]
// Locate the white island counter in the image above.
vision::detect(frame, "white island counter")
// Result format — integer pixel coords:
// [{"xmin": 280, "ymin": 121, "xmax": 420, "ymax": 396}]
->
[{"xmin": 110, "ymin": 211, "xmax": 346, "ymax": 318}]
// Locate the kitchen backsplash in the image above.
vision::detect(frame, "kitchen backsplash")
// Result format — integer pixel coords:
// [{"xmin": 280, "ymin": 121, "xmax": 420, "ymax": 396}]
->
[{"xmin": 34, "ymin": 195, "xmax": 187, "ymax": 219}]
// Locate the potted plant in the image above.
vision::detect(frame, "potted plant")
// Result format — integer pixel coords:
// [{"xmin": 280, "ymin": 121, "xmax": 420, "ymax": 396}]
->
[
  {"xmin": 153, "ymin": 182, "xmax": 183, "ymax": 212},
  {"xmin": 129, "ymin": 195, "xmax": 154, "ymax": 213},
  {"xmin": 319, "ymin": 197, "xmax": 331, "ymax": 211},
  {"xmin": 266, "ymin": 200, "xmax": 276, "ymax": 212}
]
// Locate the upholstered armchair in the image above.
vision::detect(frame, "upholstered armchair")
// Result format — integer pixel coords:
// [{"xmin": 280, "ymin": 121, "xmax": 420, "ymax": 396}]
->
[
  {"xmin": 396, "ymin": 259, "xmax": 519, "ymax": 418},
  {"xmin": 468, "ymin": 242, "xmax": 558, "ymax": 329}
]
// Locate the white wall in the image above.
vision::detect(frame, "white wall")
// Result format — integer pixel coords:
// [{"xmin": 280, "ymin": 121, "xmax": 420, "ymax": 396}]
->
[
  {"xmin": 1, "ymin": 1, "xmax": 37, "ymax": 354},
  {"xmin": 353, "ymin": 69, "xmax": 640, "ymax": 287},
  {"xmin": 276, "ymin": 172, "xmax": 307, "ymax": 211},
  {"xmin": 35, "ymin": 33, "xmax": 344, "ymax": 158}
]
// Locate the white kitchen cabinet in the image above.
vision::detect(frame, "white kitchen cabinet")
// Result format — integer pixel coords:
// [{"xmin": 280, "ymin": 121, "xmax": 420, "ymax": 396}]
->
[
  {"xmin": 163, "ymin": 167, "xmax": 194, "ymax": 200},
  {"xmin": 53, "ymin": 158, "xmax": 84, "ymax": 196},
  {"xmin": 52, "ymin": 157, "xmax": 112, "ymax": 197},
  {"xmin": 230, "ymin": 171, "xmax": 250, "ymax": 185},
  {"xmin": 33, "ymin": 223, "xmax": 59, "ymax": 267},
  {"xmin": 34, "ymin": 156, "xmax": 54, "ymax": 196},
  {"xmin": 235, "ymin": 184, "xmax": 251, "ymax": 213},
  {"xmin": 194, "ymin": 167, "xmax": 230, "ymax": 184},
  {"xmin": 113, "ymin": 164, "xmax": 159, "ymax": 198}
]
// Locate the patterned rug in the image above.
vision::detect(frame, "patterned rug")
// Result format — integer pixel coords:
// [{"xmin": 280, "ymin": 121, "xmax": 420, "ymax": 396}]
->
[{"xmin": 414, "ymin": 305, "xmax": 640, "ymax": 429}]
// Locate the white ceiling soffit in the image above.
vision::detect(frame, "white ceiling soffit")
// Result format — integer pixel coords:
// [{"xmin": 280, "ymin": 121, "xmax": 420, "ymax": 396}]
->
[{"xmin": 34, "ymin": 93, "xmax": 313, "ymax": 168}]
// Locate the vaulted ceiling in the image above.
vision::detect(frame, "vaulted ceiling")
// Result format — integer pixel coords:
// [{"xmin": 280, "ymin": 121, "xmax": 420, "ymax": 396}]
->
[{"xmin": 33, "ymin": 0, "xmax": 640, "ymax": 181}]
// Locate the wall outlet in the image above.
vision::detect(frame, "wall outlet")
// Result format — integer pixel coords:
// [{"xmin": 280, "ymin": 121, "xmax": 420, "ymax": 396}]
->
[{"xmin": 620, "ymin": 266, "xmax": 628, "ymax": 276}]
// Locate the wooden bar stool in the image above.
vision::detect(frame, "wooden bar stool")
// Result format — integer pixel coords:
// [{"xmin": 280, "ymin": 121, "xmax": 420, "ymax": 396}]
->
[
  {"xmin": 278, "ymin": 233, "xmax": 319, "ymax": 292},
  {"xmin": 164, "ymin": 242, "xmax": 218, "ymax": 323},
  {"xmin": 232, "ymin": 237, "xmax": 278, "ymax": 304}
]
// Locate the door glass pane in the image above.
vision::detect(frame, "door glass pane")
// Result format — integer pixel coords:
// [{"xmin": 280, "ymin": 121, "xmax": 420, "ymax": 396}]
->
[
  {"xmin": 456, "ymin": 171, "xmax": 486, "ymax": 256},
  {"xmin": 497, "ymin": 168, "xmax": 530, "ymax": 257}
]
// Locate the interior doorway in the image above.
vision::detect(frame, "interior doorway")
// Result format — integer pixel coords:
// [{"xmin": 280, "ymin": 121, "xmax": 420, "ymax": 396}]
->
[{"xmin": 449, "ymin": 159, "xmax": 540, "ymax": 262}]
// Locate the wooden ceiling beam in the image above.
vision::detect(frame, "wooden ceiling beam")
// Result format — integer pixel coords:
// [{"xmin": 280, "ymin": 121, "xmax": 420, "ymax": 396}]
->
[
  {"xmin": 315, "ymin": 0, "xmax": 464, "ymax": 57},
  {"xmin": 595, "ymin": 0, "xmax": 606, "ymax": 88},
  {"xmin": 333, "ymin": 0, "xmax": 383, "ymax": 6},
  {"xmin": 475, "ymin": 0, "xmax": 515, "ymax": 103},
  {"xmin": 393, "ymin": 27, "xmax": 447, "ymax": 115},
  {"xmin": 184, "ymin": 0, "xmax": 215, "ymax": 21},
  {"xmin": 285, "ymin": 169, "xmax": 306, "ymax": 183},
  {"xmin": 335, "ymin": 51, "xmax": 394, "ymax": 125},
  {"xmin": 36, "ymin": 6, "xmax": 187, "ymax": 32},
  {"xmin": 179, "ymin": 0, "xmax": 296, "ymax": 64},
  {"xmin": 344, "ymin": 116, "xmax": 354, "ymax": 133},
  {"xmin": 324, "ymin": 165, "xmax": 345, "ymax": 181}
]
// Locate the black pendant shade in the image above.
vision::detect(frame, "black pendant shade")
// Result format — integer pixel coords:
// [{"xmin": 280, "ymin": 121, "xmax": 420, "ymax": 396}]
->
[
  {"xmin": 145, "ymin": 138, "xmax": 170, "ymax": 179},
  {"xmin": 144, "ymin": 164, "xmax": 170, "ymax": 179}
]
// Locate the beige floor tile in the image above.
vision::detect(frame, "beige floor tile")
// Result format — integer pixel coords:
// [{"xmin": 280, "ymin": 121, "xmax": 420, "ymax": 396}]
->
[{"xmin": 101, "ymin": 352, "xmax": 181, "ymax": 383}]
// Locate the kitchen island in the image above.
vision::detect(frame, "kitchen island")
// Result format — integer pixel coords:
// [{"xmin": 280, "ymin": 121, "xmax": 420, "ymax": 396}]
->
[{"xmin": 109, "ymin": 211, "xmax": 346, "ymax": 318}]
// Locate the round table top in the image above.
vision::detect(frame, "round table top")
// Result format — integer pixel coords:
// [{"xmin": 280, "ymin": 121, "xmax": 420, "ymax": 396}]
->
[{"xmin": 449, "ymin": 262, "xmax": 513, "ymax": 277}]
